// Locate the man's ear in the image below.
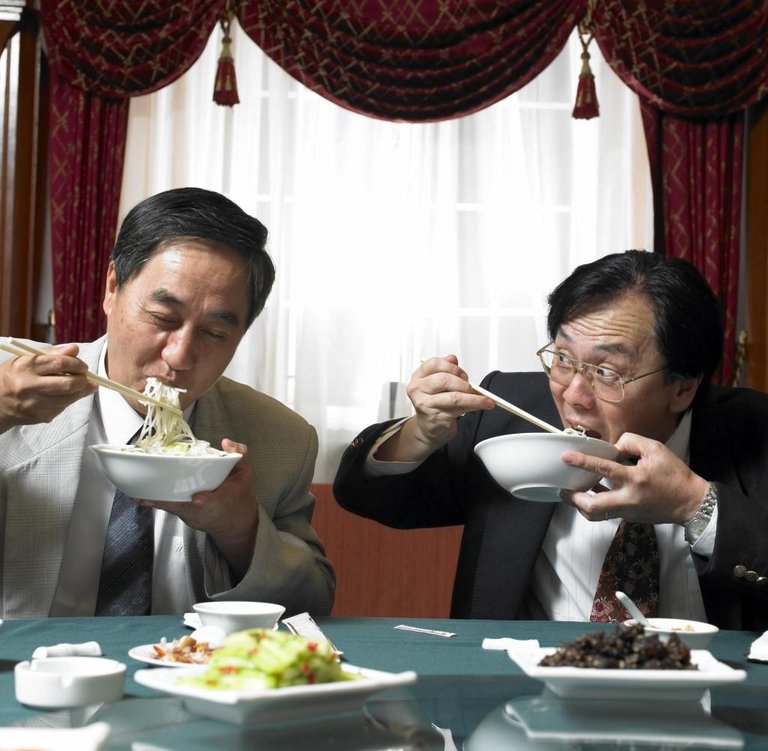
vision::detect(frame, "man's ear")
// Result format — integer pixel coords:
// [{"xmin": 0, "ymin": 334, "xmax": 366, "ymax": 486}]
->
[
  {"xmin": 670, "ymin": 376, "xmax": 701, "ymax": 414},
  {"xmin": 102, "ymin": 261, "xmax": 118, "ymax": 317}
]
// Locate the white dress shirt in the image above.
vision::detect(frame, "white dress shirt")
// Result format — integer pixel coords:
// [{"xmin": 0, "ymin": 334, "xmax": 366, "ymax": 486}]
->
[
  {"xmin": 50, "ymin": 345, "xmax": 194, "ymax": 616},
  {"xmin": 366, "ymin": 411, "xmax": 715, "ymax": 621}
]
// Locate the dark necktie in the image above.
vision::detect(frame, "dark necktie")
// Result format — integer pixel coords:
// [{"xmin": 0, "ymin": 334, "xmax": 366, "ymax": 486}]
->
[
  {"xmin": 95, "ymin": 435, "xmax": 154, "ymax": 616},
  {"xmin": 590, "ymin": 520, "xmax": 659, "ymax": 622}
]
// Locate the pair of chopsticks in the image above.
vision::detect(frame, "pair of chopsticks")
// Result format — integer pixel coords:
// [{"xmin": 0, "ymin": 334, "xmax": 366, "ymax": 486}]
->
[
  {"xmin": 0, "ymin": 337, "xmax": 182, "ymax": 416},
  {"xmin": 469, "ymin": 380, "xmax": 561, "ymax": 434}
]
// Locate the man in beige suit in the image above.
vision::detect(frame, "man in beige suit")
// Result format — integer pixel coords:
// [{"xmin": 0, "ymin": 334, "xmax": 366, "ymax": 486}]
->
[{"xmin": 0, "ymin": 188, "xmax": 335, "ymax": 618}]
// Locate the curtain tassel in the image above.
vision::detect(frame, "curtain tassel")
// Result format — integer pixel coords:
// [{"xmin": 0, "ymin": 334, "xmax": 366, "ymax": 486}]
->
[
  {"xmin": 572, "ymin": 19, "xmax": 599, "ymax": 119},
  {"xmin": 214, "ymin": 5, "xmax": 239, "ymax": 107}
]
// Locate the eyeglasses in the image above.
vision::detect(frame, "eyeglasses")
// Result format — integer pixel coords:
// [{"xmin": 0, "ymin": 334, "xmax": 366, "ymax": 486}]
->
[{"xmin": 536, "ymin": 343, "xmax": 667, "ymax": 404}]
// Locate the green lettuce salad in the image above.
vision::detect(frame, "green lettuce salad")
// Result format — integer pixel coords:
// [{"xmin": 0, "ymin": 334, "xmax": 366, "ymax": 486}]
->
[{"xmin": 178, "ymin": 628, "xmax": 357, "ymax": 691}]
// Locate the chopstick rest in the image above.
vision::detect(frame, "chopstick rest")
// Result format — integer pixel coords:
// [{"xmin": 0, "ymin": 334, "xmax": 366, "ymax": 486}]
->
[{"xmin": 32, "ymin": 641, "xmax": 102, "ymax": 659}]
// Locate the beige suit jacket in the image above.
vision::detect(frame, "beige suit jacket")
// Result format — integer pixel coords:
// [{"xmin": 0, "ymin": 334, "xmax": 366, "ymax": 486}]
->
[{"xmin": 0, "ymin": 338, "xmax": 335, "ymax": 618}]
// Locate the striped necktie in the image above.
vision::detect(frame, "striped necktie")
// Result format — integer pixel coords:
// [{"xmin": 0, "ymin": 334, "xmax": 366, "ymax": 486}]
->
[{"xmin": 590, "ymin": 520, "xmax": 659, "ymax": 622}]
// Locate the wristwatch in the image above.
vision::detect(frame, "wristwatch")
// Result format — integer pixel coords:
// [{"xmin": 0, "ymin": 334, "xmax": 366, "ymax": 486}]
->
[{"xmin": 684, "ymin": 483, "xmax": 718, "ymax": 545}]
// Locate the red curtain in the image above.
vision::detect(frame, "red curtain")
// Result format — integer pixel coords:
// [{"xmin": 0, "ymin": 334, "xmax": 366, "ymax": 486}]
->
[
  {"xmin": 592, "ymin": 1, "xmax": 768, "ymax": 384},
  {"xmin": 237, "ymin": 0, "xmax": 585, "ymax": 121},
  {"xmin": 39, "ymin": 0, "xmax": 223, "ymax": 343},
  {"xmin": 641, "ymin": 106, "xmax": 743, "ymax": 385}
]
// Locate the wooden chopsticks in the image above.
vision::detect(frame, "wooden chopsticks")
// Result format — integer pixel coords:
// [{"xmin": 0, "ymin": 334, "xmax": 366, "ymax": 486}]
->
[
  {"xmin": 469, "ymin": 380, "xmax": 561, "ymax": 434},
  {"xmin": 0, "ymin": 337, "xmax": 182, "ymax": 416}
]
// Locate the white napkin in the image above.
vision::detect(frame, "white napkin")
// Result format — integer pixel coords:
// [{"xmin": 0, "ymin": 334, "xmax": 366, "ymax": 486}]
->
[
  {"xmin": 189, "ymin": 625, "xmax": 226, "ymax": 648},
  {"xmin": 748, "ymin": 630, "xmax": 768, "ymax": 662},
  {"xmin": 32, "ymin": 641, "xmax": 102, "ymax": 659},
  {"xmin": 183, "ymin": 612, "xmax": 202, "ymax": 629}
]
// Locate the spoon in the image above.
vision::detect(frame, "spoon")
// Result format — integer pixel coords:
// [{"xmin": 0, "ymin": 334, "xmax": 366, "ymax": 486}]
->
[{"xmin": 615, "ymin": 590, "xmax": 650, "ymax": 626}]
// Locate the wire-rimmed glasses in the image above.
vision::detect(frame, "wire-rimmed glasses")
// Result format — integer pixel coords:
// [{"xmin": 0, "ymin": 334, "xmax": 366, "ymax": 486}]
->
[{"xmin": 536, "ymin": 344, "xmax": 667, "ymax": 403}]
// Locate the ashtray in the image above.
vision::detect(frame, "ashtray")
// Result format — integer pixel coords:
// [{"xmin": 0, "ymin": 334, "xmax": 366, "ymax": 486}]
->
[{"xmin": 15, "ymin": 656, "xmax": 126, "ymax": 709}]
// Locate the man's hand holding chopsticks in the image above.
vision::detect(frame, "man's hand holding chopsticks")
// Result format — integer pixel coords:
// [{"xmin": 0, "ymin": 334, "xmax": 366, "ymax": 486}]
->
[{"xmin": 0, "ymin": 343, "xmax": 97, "ymax": 431}]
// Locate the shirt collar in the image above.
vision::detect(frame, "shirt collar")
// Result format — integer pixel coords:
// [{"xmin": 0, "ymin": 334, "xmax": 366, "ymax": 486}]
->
[{"xmin": 96, "ymin": 342, "xmax": 144, "ymax": 446}]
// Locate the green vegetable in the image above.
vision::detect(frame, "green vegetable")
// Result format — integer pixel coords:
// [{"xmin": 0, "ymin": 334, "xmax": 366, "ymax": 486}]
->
[{"xmin": 178, "ymin": 628, "xmax": 356, "ymax": 691}]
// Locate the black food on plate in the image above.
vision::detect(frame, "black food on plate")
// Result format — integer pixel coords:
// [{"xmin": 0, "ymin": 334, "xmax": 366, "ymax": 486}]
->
[{"xmin": 538, "ymin": 623, "xmax": 696, "ymax": 670}]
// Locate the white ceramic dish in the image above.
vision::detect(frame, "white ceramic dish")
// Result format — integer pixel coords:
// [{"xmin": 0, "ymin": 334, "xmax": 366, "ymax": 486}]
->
[
  {"xmin": 474, "ymin": 432, "xmax": 618, "ymax": 502},
  {"xmin": 0, "ymin": 722, "xmax": 111, "ymax": 751},
  {"xmin": 624, "ymin": 618, "xmax": 719, "ymax": 650},
  {"xmin": 128, "ymin": 643, "xmax": 215, "ymax": 668},
  {"xmin": 193, "ymin": 600, "xmax": 286, "ymax": 634},
  {"xmin": 14, "ymin": 656, "xmax": 126, "ymax": 709},
  {"xmin": 506, "ymin": 647, "xmax": 746, "ymax": 701},
  {"xmin": 90, "ymin": 444, "xmax": 241, "ymax": 502},
  {"xmin": 134, "ymin": 663, "xmax": 418, "ymax": 725}
]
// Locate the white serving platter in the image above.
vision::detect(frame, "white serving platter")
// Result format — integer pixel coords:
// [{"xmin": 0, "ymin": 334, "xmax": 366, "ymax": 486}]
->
[{"xmin": 134, "ymin": 663, "xmax": 417, "ymax": 725}]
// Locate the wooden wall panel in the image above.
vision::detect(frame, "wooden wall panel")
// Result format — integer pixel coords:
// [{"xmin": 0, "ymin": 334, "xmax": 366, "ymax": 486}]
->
[
  {"xmin": 310, "ymin": 483, "xmax": 463, "ymax": 618},
  {"xmin": 0, "ymin": 4, "xmax": 46, "ymax": 339}
]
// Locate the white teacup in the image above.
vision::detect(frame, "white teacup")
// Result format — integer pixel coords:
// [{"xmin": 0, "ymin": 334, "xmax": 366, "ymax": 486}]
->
[{"xmin": 192, "ymin": 601, "xmax": 286, "ymax": 635}]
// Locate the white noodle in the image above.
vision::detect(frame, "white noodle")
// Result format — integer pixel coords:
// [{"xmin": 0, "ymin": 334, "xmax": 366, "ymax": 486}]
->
[{"xmin": 127, "ymin": 378, "xmax": 225, "ymax": 456}]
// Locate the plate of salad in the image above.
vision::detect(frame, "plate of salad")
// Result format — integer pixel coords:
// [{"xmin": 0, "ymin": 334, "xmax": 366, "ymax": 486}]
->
[{"xmin": 134, "ymin": 628, "xmax": 417, "ymax": 724}]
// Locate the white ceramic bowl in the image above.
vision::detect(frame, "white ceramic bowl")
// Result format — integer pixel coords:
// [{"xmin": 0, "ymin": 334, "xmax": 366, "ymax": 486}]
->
[
  {"xmin": 624, "ymin": 618, "xmax": 719, "ymax": 650},
  {"xmin": 193, "ymin": 601, "xmax": 286, "ymax": 634},
  {"xmin": 474, "ymin": 432, "xmax": 619, "ymax": 502},
  {"xmin": 15, "ymin": 656, "xmax": 126, "ymax": 709},
  {"xmin": 90, "ymin": 445, "xmax": 241, "ymax": 502}
]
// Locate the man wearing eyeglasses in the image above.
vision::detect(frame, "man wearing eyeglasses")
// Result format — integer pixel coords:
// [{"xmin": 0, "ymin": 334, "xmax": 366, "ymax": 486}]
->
[{"xmin": 333, "ymin": 250, "xmax": 768, "ymax": 631}]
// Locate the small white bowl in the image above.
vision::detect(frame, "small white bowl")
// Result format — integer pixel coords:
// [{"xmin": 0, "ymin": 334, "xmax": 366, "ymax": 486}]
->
[
  {"xmin": 624, "ymin": 618, "xmax": 719, "ymax": 650},
  {"xmin": 474, "ymin": 432, "xmax": 619, "ymax": 502},
  {"xmin": 15, "ymin": 656, "xmax": 126, "ymax": 709},
  {"xmin": 90, "ymin": 445, "xmax": 241, "ymax": 502},
  {"xmin": 193, "ymin": 601, "xmax": 286, "ymax": 634}
]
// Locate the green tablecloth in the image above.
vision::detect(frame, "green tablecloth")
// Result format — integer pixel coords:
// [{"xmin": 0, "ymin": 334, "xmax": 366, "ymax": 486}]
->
[{"xmin": 0, "ymin": 616, "xmax": 765, "ymax": 750}]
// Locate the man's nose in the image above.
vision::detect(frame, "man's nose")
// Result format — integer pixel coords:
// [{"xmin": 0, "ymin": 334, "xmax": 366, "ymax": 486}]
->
[
  {"xmin": 562, "ymin": 368, "xmax": 595, "ymax": 407},
  {"xmin": 162, "ymin": 329, "xmax": 195, "ymax": 371}
]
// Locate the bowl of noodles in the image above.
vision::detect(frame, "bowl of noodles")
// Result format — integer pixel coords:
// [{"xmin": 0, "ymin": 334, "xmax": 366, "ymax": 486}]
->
[{"xmin": 90, "ymin": 378, "xmax": 241, "ymax": 502}]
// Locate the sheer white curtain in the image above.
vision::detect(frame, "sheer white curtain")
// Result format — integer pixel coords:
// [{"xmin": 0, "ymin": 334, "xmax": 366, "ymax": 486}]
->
[{"xmin": 120, "ymin": 26, "xmax": 653, "ymax": 482}]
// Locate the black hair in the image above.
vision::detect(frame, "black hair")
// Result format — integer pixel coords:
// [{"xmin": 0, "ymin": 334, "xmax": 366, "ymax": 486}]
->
[
  {"xmin": 110, "ymin": 187, "xmax": 274, "ymax": 326},
  {"xmin": 546, "ymin": 250, "xmax": 723, "ymax": 402}
]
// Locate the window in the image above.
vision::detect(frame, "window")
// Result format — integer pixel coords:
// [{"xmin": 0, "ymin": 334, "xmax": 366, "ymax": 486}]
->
[{"xmin": 121, "ymin": 28, "xmax": 652, "ymax": 481}]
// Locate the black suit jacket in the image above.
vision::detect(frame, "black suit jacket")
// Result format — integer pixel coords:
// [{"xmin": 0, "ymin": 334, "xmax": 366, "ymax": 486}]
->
[{"xmin": 334, "ymin": 371, "xmax": 768, "ymax": 631}]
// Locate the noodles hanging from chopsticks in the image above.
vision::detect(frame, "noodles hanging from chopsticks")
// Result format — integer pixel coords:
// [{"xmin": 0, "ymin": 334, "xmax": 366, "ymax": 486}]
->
[{"xmin": 130, "ymin": 378, "xmax": 224, "ymax": 456}]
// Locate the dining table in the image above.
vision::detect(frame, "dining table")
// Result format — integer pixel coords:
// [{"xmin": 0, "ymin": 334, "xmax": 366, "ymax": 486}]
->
[{"xmin": 0, "ymin": 615, "xmax": 766, "ymax": 750}]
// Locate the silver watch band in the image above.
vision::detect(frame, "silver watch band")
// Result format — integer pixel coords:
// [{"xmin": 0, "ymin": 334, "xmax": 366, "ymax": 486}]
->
[{"xmin": 684, "ymin": 482, "xmax": 718, "ymax": 545}]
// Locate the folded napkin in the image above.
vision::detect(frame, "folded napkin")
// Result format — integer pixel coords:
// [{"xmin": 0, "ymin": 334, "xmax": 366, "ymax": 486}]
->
[
  {"xmin": 32, "ymin": 641, "xmax": 102, "ymax": 659},
  {"xmin": 183, "ymin": 612, "xmax": 202, "ymax": 630},
  {"xmin": 189, "ymin": 625, "xmax": 226, "ymax": 648},
  {"xmin": 748, "ymin": 630, "xmax": 768, "ymax": 662}
]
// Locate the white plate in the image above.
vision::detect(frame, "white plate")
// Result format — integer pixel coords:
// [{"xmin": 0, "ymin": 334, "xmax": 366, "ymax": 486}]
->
[
  {"xmin": 0, "ymin": 722, "xmax": 110, "ymax": 750},
  {"xmin": 128, "ymin": 643, "xmax": 214, "ymax": 668},
  {"xmin": 134, "ymin": 664, "xmax": 418, "ymax": 725},
  {"xmin": 507, "ymin": 647, "xmax": 746, "ymax": 701}
]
